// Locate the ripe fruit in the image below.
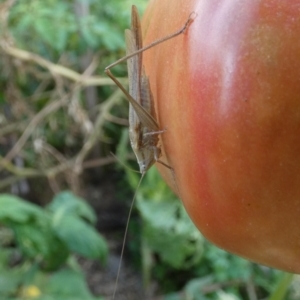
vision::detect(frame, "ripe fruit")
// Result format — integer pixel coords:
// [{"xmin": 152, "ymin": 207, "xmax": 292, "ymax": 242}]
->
[{"xmin": 142, "ymin": 0, "xmax": 300, "ymax": 273}]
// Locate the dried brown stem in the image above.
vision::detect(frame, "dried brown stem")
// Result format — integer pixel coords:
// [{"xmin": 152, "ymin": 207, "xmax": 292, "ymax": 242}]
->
[
  {"xmin": 0, "ymin": 42, "xmax": 128, "ymax": 86},
  {"xmin": 2, "ymin": 96, "xmax": 69, "ymax": 164},
  {"xmin": 74, "ymin": 89, "xmax": 123, "ymax": 172}
]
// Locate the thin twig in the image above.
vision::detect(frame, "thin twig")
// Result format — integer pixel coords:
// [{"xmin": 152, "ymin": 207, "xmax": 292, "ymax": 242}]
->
[
  {"xmin": 0, "ymin": 120, "xmax": 29, "ymax": 137},
  {"xmin": 0, "ymin": 42, "xmax": 128, "ymax": 86},
  {"xmin": 246, "ymin": 278, "xmax": 258, "ymax": 300},
  {"xmin": 74, "ymin": 89, "xmax": 123, "ymax": 172},
  {"xmin": 0, "ymin": 153, "xmax": 134, "ymax": 191},
  {"xmin": 105, "ymin": 112, "xmax": 129, "ymax": 126},
  {"xmin": 2, "ymin": 96, "xmax": 69, "ymax": 164}
]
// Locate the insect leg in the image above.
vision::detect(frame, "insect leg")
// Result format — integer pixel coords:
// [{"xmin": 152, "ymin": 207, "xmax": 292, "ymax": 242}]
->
[{"xmin": 143, "ymin": 128, "xmax": 166, "ymax": 136}]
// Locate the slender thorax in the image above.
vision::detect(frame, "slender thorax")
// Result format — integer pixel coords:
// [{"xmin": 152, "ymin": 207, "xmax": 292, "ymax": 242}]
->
[{"xmin": 105, "ymin": 5, "xmax": 195, "ymax": 299}]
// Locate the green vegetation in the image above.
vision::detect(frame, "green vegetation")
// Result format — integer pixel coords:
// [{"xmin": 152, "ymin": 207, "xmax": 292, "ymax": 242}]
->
[{"xmin": 0, "ymin": 191, "xmax": 107, "ymax": 299}]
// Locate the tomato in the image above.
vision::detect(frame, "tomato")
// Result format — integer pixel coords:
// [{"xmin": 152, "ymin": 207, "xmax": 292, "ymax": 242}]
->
[{"xmin": 142, "ymin": 0, "xmax": 300, "ymax": 273}]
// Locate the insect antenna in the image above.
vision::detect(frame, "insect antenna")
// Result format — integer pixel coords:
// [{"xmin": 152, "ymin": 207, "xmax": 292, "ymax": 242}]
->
[{"xmin": 112, "ymin": 172, "xmax": 145, "ymax": 300}]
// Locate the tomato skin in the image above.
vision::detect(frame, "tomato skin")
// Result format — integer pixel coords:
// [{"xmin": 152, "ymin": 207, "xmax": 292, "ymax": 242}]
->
[{"xmin": 142, "ymin": 0, "xmax": 300, "ymax": 272}]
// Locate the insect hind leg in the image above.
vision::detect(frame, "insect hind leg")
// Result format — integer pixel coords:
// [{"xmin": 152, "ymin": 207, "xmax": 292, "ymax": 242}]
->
[
  {"xmin": 151, "ymin": 145, "xmax": 182, "ymax": 198},
  {"xmin": 150, "ymin": 145, "xmax": 172, "ymax": 170}
]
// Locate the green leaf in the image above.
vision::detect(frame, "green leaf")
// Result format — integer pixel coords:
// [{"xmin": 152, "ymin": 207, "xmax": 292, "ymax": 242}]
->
[
  {"xmin": 20, "ymin": 268, "xmax": 104, "ymax": 300},
  {"xmin": 12, "ymin": 222, "xmax": 69, "ymax": 270},
  {"xmin": 0, "ymin": 194, "xmax": 44, "ymax": 224},
  {"xmin": 48, "ymin": 191, "xmax": 96, "ymax": 224},
  {"xmin": 0, "ymin": 272, "xmax": 21, "ymax": 297},
  {"xmin": 44, "ymin": 269, "xmax": 95, "ymax": 299},
  {"xmin": 205, "ymin": 246, "xmax": 252, "ymax": 281},
  {"xmin": 0, "ymin": 248, "xmax": 12, "ymax": 269},
  {"xmin": 52, "ymin": 215, "xmax": 107, "ymax": 262},
  {"xmin": 97, "ymin": 21, "xmax": 124, "ymax": 51},
  {"xmin": 138, "ymin": 196, "xmax": 203, "ymax": 269},
  {"xmin": 184, "ymin": 276, "xmax": 214, "ymax": 300},
  {"xmin": 12, "ymin": 221, "xmax": 48, "ymax": 256},
  {"xmin": 124, "ymin": 167, "xmax": 204, "ymax": 269},
  {"xmin": 0, "ymin": 259, "xmax": 33, "ymax": 297}
]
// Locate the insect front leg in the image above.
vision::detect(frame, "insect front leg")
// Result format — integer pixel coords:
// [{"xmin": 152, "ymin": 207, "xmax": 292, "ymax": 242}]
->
[{"xmin": 143, "ymin": 128, "xmax": 166, "ymax": 137}]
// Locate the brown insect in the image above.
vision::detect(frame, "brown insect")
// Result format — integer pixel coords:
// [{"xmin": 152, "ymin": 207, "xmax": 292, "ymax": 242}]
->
[{"xmin": 105, "ymin": 5, "xmax": 195, "ymax": 298}]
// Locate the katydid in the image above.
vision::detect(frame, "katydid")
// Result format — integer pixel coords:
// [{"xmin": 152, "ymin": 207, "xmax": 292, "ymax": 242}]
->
[{"xmin": 104, "ymin": 5, "xmax": 195, "ymax": 298}]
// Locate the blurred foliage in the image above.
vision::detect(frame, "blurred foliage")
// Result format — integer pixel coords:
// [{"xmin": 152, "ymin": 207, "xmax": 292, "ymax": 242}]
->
[
  {"xmin": 0, "ymin": 191, "xmax": 107, "ymax": 299},
  {"xmin": 0, "ymin": 0, "xmax": 297, "ymax": 299},
  {"xmin": 8, "ymin": 0, "xmax": 146, "ymax": 57}
]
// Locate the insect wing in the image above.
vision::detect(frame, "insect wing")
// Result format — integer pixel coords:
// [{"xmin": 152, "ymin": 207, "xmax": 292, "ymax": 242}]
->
[
  {"xmin": 125, "ymin": 29, "xmax": 141, "ymax": 134},
  {"xmin": 125, "ymin": 8, "xmax": 160, "ymax": 131}
]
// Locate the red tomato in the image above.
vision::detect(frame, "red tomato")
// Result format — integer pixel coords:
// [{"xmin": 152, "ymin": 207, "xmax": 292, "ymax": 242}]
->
[{"xmin": 142, "ymin": 0, "xmax": 300, "ymax": 273}]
